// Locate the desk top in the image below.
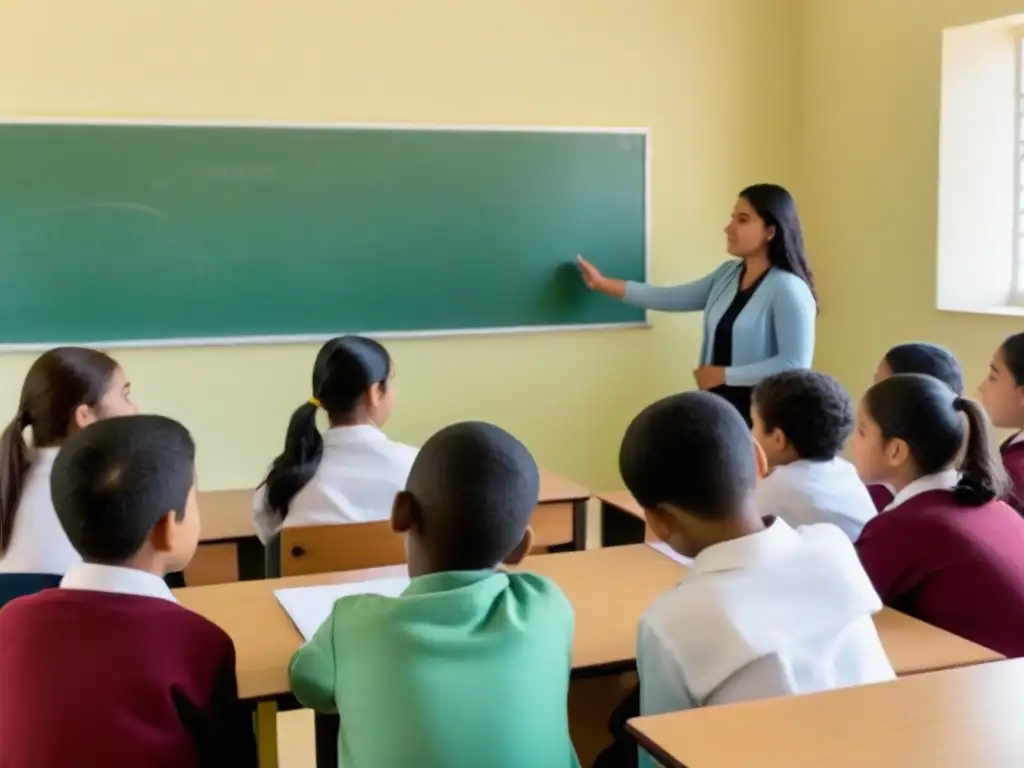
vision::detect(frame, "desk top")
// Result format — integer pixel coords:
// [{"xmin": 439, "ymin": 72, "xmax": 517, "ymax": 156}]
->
[
  {"xmin": 175, "ymin": 544, "xmax": 1000, "ymax": 700},
  {"xmin": 197, "ymin": 468, "xmax": 591, "ymax": 543},
  {"xmin": 629, "ymin": 657, "xmax": 1024, "ymax": 768}
]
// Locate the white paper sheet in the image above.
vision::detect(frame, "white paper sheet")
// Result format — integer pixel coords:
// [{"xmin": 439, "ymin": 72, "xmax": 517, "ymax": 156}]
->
[
  {"xmin": 647, "ymin": 540, "xmax": 693, "ymax": 567},
  {"xmin": 274, "ymin": 576, "xmax": 411, "ymax": 641}
]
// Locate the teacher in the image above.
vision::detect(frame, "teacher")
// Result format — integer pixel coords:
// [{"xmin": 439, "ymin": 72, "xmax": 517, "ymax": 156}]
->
[{"xmin": 578, "ymin": 183, "xmax": 816, "ymax": 425}]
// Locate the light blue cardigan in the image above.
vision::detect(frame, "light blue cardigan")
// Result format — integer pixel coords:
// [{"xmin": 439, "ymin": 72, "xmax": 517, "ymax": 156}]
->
[{"xmin": 624, "ymin": 260, "xmax": 816, "ymax": 387}]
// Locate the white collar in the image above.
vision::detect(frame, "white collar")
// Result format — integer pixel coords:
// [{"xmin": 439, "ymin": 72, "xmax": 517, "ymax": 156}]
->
[
  {"xmin": 884, "ymin": 469, "xmax": 959, "ymax": 512},
  {"xmin": 60, "ymin": 563, "xmax": 177, "ymax": 602},
  {"xmin": 324, "ymin": 425, "xmax": 386, "ymax": 447},
  {"xmin": 1011, "ymin": 432, "xmax": 1024, "ymax": 447},
  {"xmin": 690, "ymin": 517, "xmax": 799, "ymax": 575},
  {"xmin": 32, "ymin": 446, "xmax": 60, "ymax": 465}
]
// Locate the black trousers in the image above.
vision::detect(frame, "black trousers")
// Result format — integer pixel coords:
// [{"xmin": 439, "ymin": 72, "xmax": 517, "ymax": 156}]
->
[{"xmin": 593, "ymin": 684, "xmax": 641, "ymax": 768}]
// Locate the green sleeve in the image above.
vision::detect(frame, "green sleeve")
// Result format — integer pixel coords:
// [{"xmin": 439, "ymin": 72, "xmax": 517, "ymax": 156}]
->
[{"xmin": 288, "ymin": 607, "xmax": 339, "ymax": 714}]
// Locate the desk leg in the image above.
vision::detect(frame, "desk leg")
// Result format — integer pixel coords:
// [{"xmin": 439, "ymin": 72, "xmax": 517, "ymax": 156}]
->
[
  {"xmin": 255, "ymin": 701, "xmax": 278, "ymax": 768},
  {"xmin": 237, "ymin": 537, "xmax": 267, "ymax": 581},
  {"xmin": 600, "ymin": 503, "xmax": 646, "ymax": 547},
  {"xmin": 572, "ymin": 499, "xmax": 589, "ymax": 551},
  {"xmin": 314, "ymin": 713, "xmax": 340, "ymax": 768}
]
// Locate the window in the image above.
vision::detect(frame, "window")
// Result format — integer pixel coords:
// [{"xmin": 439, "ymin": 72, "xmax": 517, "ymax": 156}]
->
[{"xmin": 937, "ymin": 15, "xmax": 1024, "ymax": 314}]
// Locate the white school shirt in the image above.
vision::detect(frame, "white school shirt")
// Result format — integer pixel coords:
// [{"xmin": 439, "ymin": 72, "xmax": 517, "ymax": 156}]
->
[
  {"xmin": 636, "ymin": 518, "xmax": 894, "ymax": 766},
  {"xmin": 755, "ymin": 458, "xmax": 877, "ymax": 540},
  {"xmin": 883, "ymin": 469, "xmax": 959, "ymax": 511},
  {"xmin": 0, "ymin": 448, "xmax": 81, "ymax": 575},
  {"xmin": 251, "ymin": 425, "xmax": 418, "ymax": 544},
  {"xmin": 60, "ymin": 562, "xmax": 177, "ymax": 602}
]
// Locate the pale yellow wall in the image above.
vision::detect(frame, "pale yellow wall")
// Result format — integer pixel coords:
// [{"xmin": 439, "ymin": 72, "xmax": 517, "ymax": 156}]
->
[
  {"xmin": 0, "ymin": 0, "xmax": 800, "ymax": 490},
  {"xmin": 802, "ymin": 0, "xmax": 1024, "ymax": 404}
]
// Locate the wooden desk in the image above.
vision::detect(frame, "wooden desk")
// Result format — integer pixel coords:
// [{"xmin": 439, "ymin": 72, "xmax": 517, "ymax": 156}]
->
[
  {"xmin": 191, "ymin": 469, "xmax": 591, "ymax": 585},
  {"xmin": 628, "ymin": 658, "xmax": 1024, "ymax": 768},
  {"xmin": 597, "ymin": 490, "xmax": 649, "ymax": 547}
]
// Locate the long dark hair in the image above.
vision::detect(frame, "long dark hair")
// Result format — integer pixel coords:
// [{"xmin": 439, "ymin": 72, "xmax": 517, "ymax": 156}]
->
[
  {"xmin": 1000, "ymin": 332, "xmax": 1024, "ymax": 386},
  {"xmin": 864, "ymin": 373, "xmax": 1008, "ymax": 506},
  {"xmin": 262, "ymin": 336, "xmax": 392, "ymax": 517},
  {"xmin": 0, "ymin": 347, "xmax": 119, "ymax": 554},
  {"xmin": 740, "ymin": 183, "xmax": 818, "ymax": 307}
]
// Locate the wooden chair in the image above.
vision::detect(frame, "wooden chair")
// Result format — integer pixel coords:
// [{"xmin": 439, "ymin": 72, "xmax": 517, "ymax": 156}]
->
[{"xmin": 279, "ymin": 521, "xmax": 406, "ymax": 577}]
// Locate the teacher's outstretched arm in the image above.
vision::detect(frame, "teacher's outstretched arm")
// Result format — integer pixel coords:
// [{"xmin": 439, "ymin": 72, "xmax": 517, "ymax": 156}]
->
[{"xmin": 577, "ymin": 255, "xmax": 716, "ymax": 312}]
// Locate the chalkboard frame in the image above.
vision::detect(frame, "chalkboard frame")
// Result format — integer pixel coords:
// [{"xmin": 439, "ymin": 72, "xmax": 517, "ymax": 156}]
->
[{"xmin": 0, "ymin": 117, "xmax": 650, "ymax": 350}]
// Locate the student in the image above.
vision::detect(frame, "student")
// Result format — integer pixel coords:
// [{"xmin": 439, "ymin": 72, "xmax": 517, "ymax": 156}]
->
[
  {"xmin": 979, "ymin": 331, "xmax": 1024, "ymax": 513},
  {"xmin": 0, "ymin": 347, "xmax": 137, "ymax": 576},
  {"xmin": 752, "ymin": 370, "xmax": 876, "ymax": 540},
  {"xmin": 253, "ymin": 335, "xmax": 417, "ymax": 545},
  {"xmin": 853, "ymin": 374, "xmax": 1024, "ymax": 657},
  {"xmin": 0, "ymin": 415, "xmax": 254, "ymax": 766},
  {"xmin": 620, "ymin": 392, "xmax": 893, "ymax": 767},
  {"xmin": 866, "ymin": 342, "xmax": 964, "ymax": 510},
  {"xmin": 289, "ymin": 421, "xmax": 579, "ymax": 768}
]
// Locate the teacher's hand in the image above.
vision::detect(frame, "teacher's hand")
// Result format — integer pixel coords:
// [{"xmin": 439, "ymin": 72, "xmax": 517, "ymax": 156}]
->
[
  {"xmin": 693, "ymin": 365, "xmax": 726, "ymax": 390},
  {"xmin": 577, "ymin": 255, "xmax": 626, "ymax": 298}
]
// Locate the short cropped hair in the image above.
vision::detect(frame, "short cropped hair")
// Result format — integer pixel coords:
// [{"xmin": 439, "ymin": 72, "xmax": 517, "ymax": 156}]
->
[
  {"xmin": 51, "ymin": 415, "xmax": 196, "ymax": 565},
  {"xmin": 405, "ymin": 421, "xmax": 539, "ymax": 570},
  {"xmin": 753, "ymin": 370, "xmax": 853, "ymax": 461},
  {"xmin": 884, "ymin": 343, "xmax": 963, "ymax": 394},
  {"xmin": 620, "ymin": 391, "xmax": 756, "ymax": 519}
]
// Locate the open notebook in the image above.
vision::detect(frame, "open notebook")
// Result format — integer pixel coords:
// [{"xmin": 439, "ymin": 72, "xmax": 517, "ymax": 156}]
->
[
  {"xmin": 646, "ymin": 540, "xmax": 693, "ymax": 567},
  {"xmin": 275, "ymin": 576, "xmax": 410, "ymax": 641}
]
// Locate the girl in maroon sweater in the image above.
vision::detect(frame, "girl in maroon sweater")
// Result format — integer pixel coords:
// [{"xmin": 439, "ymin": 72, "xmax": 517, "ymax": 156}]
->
[
  {"xmin": 980, "ymin": 331, "xmax": 1024, "ymax": 515},
  {"xmin": 853, "ymin": 374, "xmax": 1024, "ymax": 658},
  {"xmin": 864, "ymin": 342, "xmax": 965, "ymax": 511}
]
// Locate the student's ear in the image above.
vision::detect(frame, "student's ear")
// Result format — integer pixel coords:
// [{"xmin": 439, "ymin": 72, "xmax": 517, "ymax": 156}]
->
[
  {"xmin": 501, "ymin": 526, "xmax": 534, "ymax": 566},
  {"xmin": 883, "ymin": 437, "xmax": 909, "ymax": 469},
  {"xmin": 72, "ymin": 403, "xmax": 99, "ymax": 431},
  {"xmin": 149, "ymin": 510, "xmax": 177, "ymax": 554},
  {"xmin": 367, "ymin": 382, "xmax": 385, "ymax": 410},
  {"xmin": 644, "ymin": 506, "xmax": 674, "ymax": 544},
  {"xmin": 753, "ymin": 439, "xmax": 769, "ymax": 481},
  {"xmin": 390, "ymin": 491, "xmax": 416, "ymax": 535}
]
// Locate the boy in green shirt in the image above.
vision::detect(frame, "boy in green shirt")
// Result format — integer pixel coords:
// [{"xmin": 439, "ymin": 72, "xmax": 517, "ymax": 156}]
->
[{"xmin": 289, "ymin": 421, "xmax": 580, "ymax": 768}]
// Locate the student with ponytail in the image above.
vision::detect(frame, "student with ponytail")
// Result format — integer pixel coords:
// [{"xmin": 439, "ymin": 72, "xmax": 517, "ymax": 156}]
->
[
  {"xmin": 979, "ymin": 331, "xmax": 1024, "ymax": 513},
  {"xmin": 252, "ymin": 336, "xmax": 417, "ymax": 544},
  {"xmin": 0, "ymin": 347, "xmax": 137, "ymax": 575},
  {"xmin": 853, "ymin": 373, "xmax": 1024, "ymax": 657}
]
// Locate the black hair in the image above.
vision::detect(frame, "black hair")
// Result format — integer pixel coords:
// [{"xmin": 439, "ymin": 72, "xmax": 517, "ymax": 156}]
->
[
  {"xmin": 404, "ymin": 421, "xmax": 539, "ymax": 570},
  {"xmin": 883, "ymin": 342, "xmax": 963, "ymax": 394},
  {"xmin": 863, "ymin": 374, "xmax": 1008, "ymax": 506},
  {"xmin": 753, "ymin": 370, "xmax": 853, "ymax": 461},
  {"xmin": 262, "ymin": 336, "xmax": 391, "ymax": 517},
  {"xmin": 740, "ymin": 183, "xmax": 818, "ymax": 307},
  {"xmin": 0, "ymin": 347, "xmax": 120, "ymax": 555},
  {"xmin": 51, "ymin": 415, "xmax": 196, "ymax": 565},
  {"xmin": 620, "ymin": 391, "xmax": 756, "ymax": 519},
  {"xmin": 999, "ymin": 332, "xmax": 1024, "ymax": 386}
]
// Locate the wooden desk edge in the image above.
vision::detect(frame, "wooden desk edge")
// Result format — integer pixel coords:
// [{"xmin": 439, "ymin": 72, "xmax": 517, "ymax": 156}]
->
[{"xmin": 625, "ymin": 719, "xmax": 688, "ymax": 768}]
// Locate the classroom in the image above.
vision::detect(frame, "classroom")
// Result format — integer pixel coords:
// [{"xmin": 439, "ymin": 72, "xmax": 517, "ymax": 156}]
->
[{"xmin": 3, "ymin": 0, "xmax": 1024, "ymax": 766}]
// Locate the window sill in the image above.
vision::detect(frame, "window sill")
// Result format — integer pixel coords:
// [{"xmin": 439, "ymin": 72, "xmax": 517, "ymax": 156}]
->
[{"xmin": 937, "ymin": 302, "xmax": 1024, "ymax": 317}]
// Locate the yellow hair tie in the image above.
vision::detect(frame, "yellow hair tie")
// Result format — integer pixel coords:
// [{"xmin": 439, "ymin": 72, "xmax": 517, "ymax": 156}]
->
[{"xmin": 308, "ymin": 397, "xmax": 321, "ymax": 409}]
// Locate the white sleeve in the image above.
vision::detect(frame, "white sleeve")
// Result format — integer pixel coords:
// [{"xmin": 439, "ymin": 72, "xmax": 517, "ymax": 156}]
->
[
  {"xmin": 753, "ymin": 471, "xmax": 784, "ymax": 520},
  {"xmin": 637, "ymin": 617, "xmax": 696, "ymax": 716},
  {"xmin": 251, "ymin": 484, "xmax": 282, "ymax": 546}
]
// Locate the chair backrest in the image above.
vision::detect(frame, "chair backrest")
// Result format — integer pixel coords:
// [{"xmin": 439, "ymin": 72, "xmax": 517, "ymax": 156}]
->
[
  {"xmin": 280, "ymin": 521, "xmax": 406, "ymax": 577},
  {"xmin": 0, "ymin": 573, "xmax": 62, "ymax": 610}
]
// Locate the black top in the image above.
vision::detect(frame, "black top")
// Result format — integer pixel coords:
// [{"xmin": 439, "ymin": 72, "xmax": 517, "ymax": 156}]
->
[{"xmin": 709, "ymin": 267, "xmax": 770, "ymax": 424}]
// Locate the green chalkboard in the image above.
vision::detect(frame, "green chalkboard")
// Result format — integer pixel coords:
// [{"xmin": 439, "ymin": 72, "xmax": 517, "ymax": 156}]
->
[{"xmin": 0, "ymin": 122, "xmax": 647, "ymax": 346}]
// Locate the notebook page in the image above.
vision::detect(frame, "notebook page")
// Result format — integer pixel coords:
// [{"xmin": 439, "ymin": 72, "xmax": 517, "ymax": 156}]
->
[
  {"xmin": 274, "ymin": 576, "xmax": 410, "ymax": 641},
  {"xmin": 646, "ymin": 541, "xmax": 693, "ymax": 567}
]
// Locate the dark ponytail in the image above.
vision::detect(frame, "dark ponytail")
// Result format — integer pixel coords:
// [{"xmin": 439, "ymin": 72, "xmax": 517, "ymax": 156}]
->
[
  {"xmin": 739, "ymin": 183, "xmax": 818, "ymax": 308},
  {"xmin": 864, "ymin": 374, "xmax": 1007, "ymax": 508},
  {"xmin": 262, "ymin": 336, "xmax": 392, "ymax": 517},
  {"xmin": 0, "ymin": 347, "xmax": 119, "ymax": 554},
  {"xmin": 952, "ymin": 396, "xmax": 1009, "ymax": 505}
]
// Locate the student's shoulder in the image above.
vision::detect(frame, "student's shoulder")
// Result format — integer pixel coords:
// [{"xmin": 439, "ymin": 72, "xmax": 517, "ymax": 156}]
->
[
  {"xmin": 505, "ymin": 571, "xmax": 573, "ymax": 611},
  {"xmin": 169, "ymin": 601, "xmax": 237, "ymax": 654}
]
